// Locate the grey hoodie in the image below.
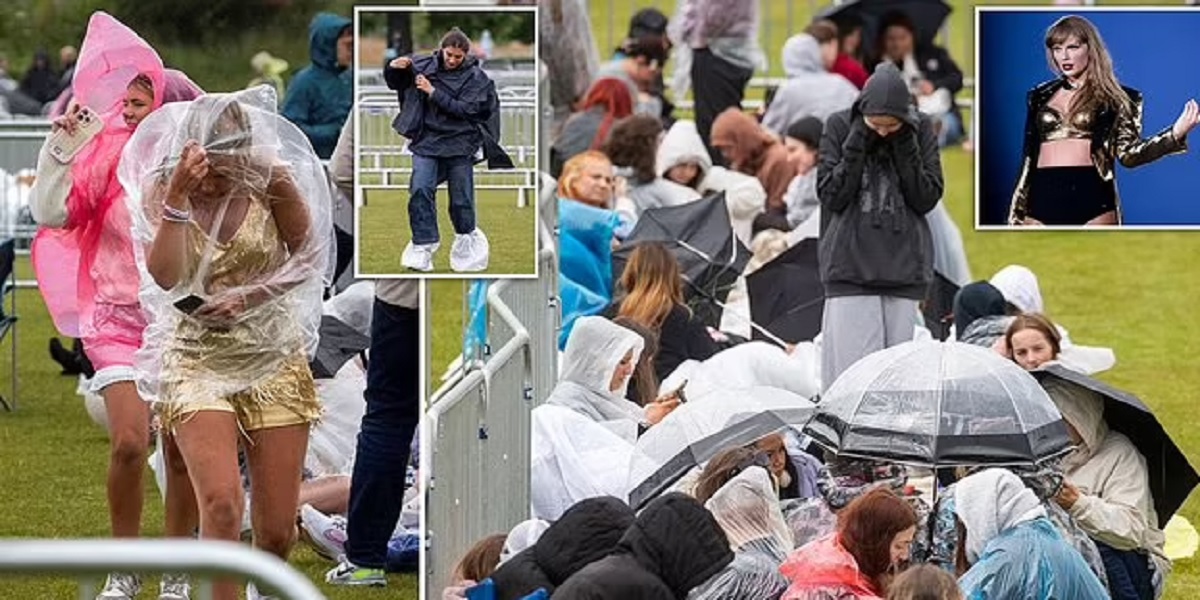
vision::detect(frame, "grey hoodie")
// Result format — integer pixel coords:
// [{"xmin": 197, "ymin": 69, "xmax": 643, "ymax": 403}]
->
[
  {"xmin": 816, "ymin": 62, "xmax": 943, "ymax": 300},
  {"xmin": 761, "ymin": 34, "xmax": 858, "ymax": 135}
]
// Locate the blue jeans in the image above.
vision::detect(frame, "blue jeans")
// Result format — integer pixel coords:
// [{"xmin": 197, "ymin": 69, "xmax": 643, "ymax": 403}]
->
[
  {"xmin": 1096, "ymin": 540, "xmax": 1154, "ymax": 600},
  {"xmin": 936, "ymin": 111, "xmax": 964, "ymax": 148},
  {"xmin": 409, "ymin": 154, "xmax": 476, "ymax": 245},
  {"xmin": 343, "ymin": 299, "xmax": 420, "ymax": 569}
]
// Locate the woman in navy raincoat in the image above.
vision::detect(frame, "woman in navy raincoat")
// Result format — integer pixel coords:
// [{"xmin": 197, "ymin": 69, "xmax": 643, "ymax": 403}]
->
[{"xmin": 386, "ymin": 28, "xmax": 512, "ymax": 273}]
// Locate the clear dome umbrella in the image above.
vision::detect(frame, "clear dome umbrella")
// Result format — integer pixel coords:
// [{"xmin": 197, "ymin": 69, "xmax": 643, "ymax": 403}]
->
[
  {"xmin": 803, "ymin": 340, "xmax": 1072, "ymax": 469},
  {"xmin": 627, "ymin": 386, "xmax": 816, "ymax": 510}
]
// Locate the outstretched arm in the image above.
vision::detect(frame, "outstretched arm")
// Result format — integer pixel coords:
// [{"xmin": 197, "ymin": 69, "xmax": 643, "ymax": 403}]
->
[{"xmin": 1116, "ymin": 95, "xmax": 1191, "ymax": 168}]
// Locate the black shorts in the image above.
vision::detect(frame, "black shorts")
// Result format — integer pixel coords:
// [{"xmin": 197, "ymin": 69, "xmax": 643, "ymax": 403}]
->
[{"xmin": 1027, "ymin": 166, "xmax": 1117, "ymax": 225}]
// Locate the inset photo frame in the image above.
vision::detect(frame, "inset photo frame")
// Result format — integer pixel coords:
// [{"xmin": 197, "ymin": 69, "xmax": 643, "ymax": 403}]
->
[
  {"xmin": 976, "ymin": 6, "xmax": 1200, "ymax": 229},
  {"xmin": 353, "ymin": 5, "xmax": 540, "ymax": 277}
]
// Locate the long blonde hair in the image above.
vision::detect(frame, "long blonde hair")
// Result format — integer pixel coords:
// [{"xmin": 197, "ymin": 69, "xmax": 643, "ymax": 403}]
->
[
  {"xmin": 1044, "ymin": 15, "xmax": 1131, "ymax": 121},
  {"xmin": 617, "ymin": 243, "xmax": 685, "ymax": 330}
]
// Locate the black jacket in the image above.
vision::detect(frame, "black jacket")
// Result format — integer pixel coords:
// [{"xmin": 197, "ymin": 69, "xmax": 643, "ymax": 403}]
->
[
  {"xmin": 385, "ymin": 51, "xmax": 513, "ymax": 168},
  {"xmin": 817, "ymin": 62, "xmax": 942, "ymax": 301},
  {"xmin": 554, "ymin": 493, "xmax": 734, "ymax": 600},
  {"xmin": 604, "ymin": 304, "xmax": 719, "ymax": 383},
  {"xmin": 489, "ymin": 497, "xmax": 635, "ymax": 600}
]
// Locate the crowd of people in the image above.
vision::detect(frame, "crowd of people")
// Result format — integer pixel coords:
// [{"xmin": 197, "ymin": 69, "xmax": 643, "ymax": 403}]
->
[
  {"xmin": 431, "ymin": 1, "xmax": 1191, "ymax": 598},
  {"xmin": 26, "ymin": 10, "xmax": 420, "ymax": 600}
]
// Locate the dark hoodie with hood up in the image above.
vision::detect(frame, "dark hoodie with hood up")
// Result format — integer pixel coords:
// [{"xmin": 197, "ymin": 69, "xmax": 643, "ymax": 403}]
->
[
  {"xmin": 553, "ymin": 493, "xmax": 734, "ymax": 600},
  {"xmin": 489, "ymin": 497, "xmax": 635, "ymax": 600},
  {"xmin": 281, "ymin": 13, "xmax": 352, "ymax": 159},
  {"xmin": 817, "ymin": 62, "xmax": 942, "ymax": 301},
  {"xmin": 385, "ymin": 49, "xmax": 513, "ymax": 168}
]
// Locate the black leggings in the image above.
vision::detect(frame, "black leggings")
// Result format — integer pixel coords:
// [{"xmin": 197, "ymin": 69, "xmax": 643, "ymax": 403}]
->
[{"xmin": 1027, "ymin": 166, "xmax": 1117, "ymax": 225}]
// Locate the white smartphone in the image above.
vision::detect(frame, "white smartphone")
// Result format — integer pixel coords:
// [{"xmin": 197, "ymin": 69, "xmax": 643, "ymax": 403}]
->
[{"xmin": 48, "ymin": 107, "xmax": 103, "ymax": 163}]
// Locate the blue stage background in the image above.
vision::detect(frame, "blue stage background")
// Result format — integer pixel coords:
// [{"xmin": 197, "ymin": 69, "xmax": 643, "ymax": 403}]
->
[{"xmin": 979, "ymin": 11, "xmax": 1200, "ymax": 226}]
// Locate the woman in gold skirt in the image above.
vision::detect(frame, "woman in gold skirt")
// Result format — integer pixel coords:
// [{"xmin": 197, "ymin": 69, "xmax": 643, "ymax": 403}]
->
[{"xmin": 121, "ymin": 87, "xmax": 332, "ymax": 600}]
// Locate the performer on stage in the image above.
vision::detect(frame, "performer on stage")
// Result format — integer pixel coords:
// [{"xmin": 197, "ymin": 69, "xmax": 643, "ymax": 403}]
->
[{"xmin": 1009, "ymin": 15, "xmax": 1200, "ymax": 226}]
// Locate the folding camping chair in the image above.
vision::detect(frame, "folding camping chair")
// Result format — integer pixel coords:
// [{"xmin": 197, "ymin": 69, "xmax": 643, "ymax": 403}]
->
[{"xmin": 0, "ymin": 238, "xmax": 15, "ymax": 411}]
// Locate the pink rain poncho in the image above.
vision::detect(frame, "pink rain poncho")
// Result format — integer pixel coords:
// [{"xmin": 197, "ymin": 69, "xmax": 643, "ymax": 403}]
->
[{"xmin": 31, "ymin": 12, "xmax": 202, "ymax": 376}]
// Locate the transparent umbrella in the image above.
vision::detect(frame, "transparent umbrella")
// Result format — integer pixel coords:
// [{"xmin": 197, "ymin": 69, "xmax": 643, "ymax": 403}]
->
[
  {"xmin": 803, "ymin": 340, "xmax": 1071, "ymax": 468},
  {"xmin": 627, "ymin": 386, "xmax": 817, "ymax": 509}
]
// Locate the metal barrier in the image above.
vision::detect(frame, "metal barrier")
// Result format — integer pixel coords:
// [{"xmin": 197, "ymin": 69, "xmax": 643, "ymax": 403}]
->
[
  {"xmin": 356, "ymin": 85, "xmax": 539, "ymax": 206},
  {"xmin": 424, "ymin": 183, "xmax": 559, "ymax": 596},
  {"xmin": 0, "ymin": 539, "xmax": 326, "ymax": 600}
]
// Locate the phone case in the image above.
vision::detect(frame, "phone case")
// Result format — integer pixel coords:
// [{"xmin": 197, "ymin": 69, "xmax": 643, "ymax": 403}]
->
[
  {"xmin": 174, "ymin": 294, "xmax": 206, "ymax": 314},
  {"xmin": 48, "ymin": 108, "xmax": 103, "ymax": 163}
]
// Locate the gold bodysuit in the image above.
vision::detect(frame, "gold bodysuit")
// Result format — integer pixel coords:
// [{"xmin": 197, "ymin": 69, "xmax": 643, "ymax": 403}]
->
[{"xmin": 158, "ymin": 194, "xmax": 319, "ymax": 431}]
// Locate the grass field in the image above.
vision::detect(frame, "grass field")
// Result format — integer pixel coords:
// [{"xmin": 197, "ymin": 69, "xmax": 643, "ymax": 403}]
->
[
  {"xmin": 357, "ymin": 188, "xmax": 537, "ymax": 277},
  {"xmin": 0, "ymin": 256, "xmax": 417, "ymax": 598}
]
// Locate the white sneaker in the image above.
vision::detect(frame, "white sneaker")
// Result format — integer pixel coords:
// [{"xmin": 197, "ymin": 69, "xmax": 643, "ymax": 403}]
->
[
  {"xmin": 96, "ymin": 572, "xmax": 141, "ymax": 599},
  {"xmin": 401, "ymin": 242, "xmax": 438, "ymax": 272},
  {"xmin": 450, "ymin": 229, "xmax": 489, "ymax": 272},
  {"xmin": 158, "ymin": 573, "xmax": 190, "ymax": 600},
  {"xmin": 299, "ymin": 504, "xmax": 347, "ymax": 561}
]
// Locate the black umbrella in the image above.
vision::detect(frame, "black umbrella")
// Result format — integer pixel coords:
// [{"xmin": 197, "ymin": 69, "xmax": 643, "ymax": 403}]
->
[
  {"xmin": 309, "ymin": 315, "xmax": 371, "ymax": 379},
  {"xmin": 922, "ymin": 272, "xmax": 959, "ymax": 342},
  {"xmin": 613, "ymin": 192, "xmax": 750, "ymax": 329},
  {"xmin": 1034, "ymin": 365, "xmax": 1199, "ymax": 527},
  {"xmin": 804, "ymin": 341, "xmax": 1072, "ymax": 468},
  {"xmin": 818, "ymin": 0, "xmax": 952, "ymax": 61},
  {"xmin": 746, "ymin": 237, "xmax": 823, "ymax": 344},
  {"xmin": 626, "ymin": 386, "xmax": 816, "ymax": 510}
]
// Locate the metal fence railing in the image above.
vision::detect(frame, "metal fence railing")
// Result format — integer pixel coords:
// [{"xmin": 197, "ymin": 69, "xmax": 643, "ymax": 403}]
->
[
  {"xmin": 423, "ymin": 209, "xmax": 559, "ymax": 595},
  {"xmin": 356, "ymin": 83, "xmax": 540, "ymax": 208},
  {"xmin": 0, "ymin": 539, "xmax": 326, "ymax": 600}
]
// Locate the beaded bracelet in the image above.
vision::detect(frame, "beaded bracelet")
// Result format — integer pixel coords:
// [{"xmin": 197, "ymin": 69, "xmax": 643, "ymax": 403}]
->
[{"xmin": 163, "ymin": 204, "xmax": 191, "ymax": 223}]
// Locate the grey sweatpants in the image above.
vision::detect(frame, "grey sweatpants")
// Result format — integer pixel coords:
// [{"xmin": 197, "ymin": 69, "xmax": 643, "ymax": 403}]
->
[{"xmin": 821, "ymin": 295, "xmax": 919, "ymax": 391}]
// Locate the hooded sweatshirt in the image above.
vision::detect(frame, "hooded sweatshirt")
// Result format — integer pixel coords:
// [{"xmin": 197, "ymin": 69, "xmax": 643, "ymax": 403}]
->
[
  {"xmin": 762, "ymin": 34, "xmax": 858, "ymax": 135},
  {"xmin": 656, "ymin": 120, "xmax": 767, "ymax": 245},
  {"xmin": 1045, "ymin": 380, "xmax": 1170, "ymax": 577},
  {"xmin": 817, "ymin": 62, "xmax": 942, "ymax": 301},
  {"xmin": 553, "ymin": 493, "xmax": 735, "ymax": 600},
  {"xmin": 490, "ymin": 497, "xmax": 636, "ymax": 600},
  {"xmin": 281, "ymin": 13, "xmax": 352, "ymax": 159}
]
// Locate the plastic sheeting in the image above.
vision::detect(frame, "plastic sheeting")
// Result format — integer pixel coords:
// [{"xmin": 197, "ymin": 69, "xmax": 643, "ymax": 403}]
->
[
  {"xmin": 705, "ymin": 467, "xmax": 794, "ymax": 561},
  {"xmin": 557, "ymin": 198, "xmax": 618, "ymax": 349},
  {"xmin": 627, "ymin": 386, "xmax": 815, "ymax": 504},
  {"xmin": 804, "ymin": 340, "xmax": 1072, "ymax": 468},
  {"xmin": 120, "ymin": 86, "xmax": 332, "ymax": 406},
  {"xmin": 530, "ymin": 404, "xmax": 636, "ymax": 521},
  {"xmin": 688, "ymin": 548, "xmax": 787, "ymax": 600}
]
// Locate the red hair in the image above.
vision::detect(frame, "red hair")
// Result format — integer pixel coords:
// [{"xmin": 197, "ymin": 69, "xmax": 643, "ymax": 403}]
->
[
  {"xmin": 838, "ymin": 487, "xmax": 918, "ymax": 591},
  {"xmin": 581, "ymin": 78, "xmax": 634, "ymax": 150}
]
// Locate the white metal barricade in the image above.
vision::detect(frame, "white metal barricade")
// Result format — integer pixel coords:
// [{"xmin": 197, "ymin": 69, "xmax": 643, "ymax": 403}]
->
[{"xmin": 0, "ymin": 539, "xmax": 326, "ymax": 600}]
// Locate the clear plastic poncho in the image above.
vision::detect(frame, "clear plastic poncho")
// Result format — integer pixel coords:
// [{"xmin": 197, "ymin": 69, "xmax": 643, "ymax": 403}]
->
[
  {"xmin": 704, "ymin": 466, "xmax": 794, "ymax": 562},
  {"xmin": 119, "ymin": 86, "xmax": 333, "ymax": 408}
]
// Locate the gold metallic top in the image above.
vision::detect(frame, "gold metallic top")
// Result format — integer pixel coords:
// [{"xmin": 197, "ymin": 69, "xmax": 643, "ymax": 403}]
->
[
  {"xmin": 1037, "ymin": 105, "xmax": 1096, "ymax": 141},
  {"xmin": 158, "ymin": 195, "xmax": 318, "ymax": 426}
]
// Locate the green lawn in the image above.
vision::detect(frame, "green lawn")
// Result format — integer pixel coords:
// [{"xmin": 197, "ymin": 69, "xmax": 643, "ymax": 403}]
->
[
  {"xmin": 357, "ymin": 188, "xmax": 537, "ymax": 277},
  {"xmin": 0, "ymin": 263, "xmax": 416, "ymax": 598}
]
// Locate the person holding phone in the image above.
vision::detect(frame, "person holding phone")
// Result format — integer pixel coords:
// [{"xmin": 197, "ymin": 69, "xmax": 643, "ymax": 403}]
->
[
  {"xmin": 28, "ymin": 12, "xmax": 203, "ymax": 600},
  {"xmin": 119, "ymin": 89, "xmax": 332, "ymax": 600},
  {"xmin": 385, "ymin": 27, "xmax": 511, "ymax": 273}
]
